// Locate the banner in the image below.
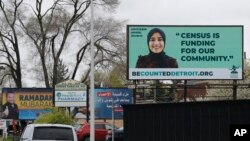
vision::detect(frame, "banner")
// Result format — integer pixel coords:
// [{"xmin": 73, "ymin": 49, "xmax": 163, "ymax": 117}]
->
[
  {"xmin": 2, "ymin": 88, "xmax": 53, "ymax": 120},
  {"xmin": 127, "ymin": 25, "xmax": 243, "ymax": 80}
]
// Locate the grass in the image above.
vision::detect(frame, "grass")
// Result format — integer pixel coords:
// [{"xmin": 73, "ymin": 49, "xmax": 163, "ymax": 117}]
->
[
  {"xmin": 2, "ymin": 137, "xmax": 13, "ymax": 141},
  {"xmin": 1, "ymin": 135, "xmax": 20, "ymax": 141}
]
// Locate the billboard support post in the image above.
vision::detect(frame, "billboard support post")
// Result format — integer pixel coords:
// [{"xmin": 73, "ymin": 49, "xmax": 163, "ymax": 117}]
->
[
  {"xmin": 133, "ymin": 80, "xmax": 137, "ymax": 104},
  {"xmin": 87, "ymin": 85, "xmax": 89, "ymax": 122},
  {"xmin": 112, "ymin": 97, "xmax": 114, "ymax": 141},
  {"xmin": 233, "ymin": 80, "xmax": 237, "ymax": 100},
  {"xmin": 184, "ymin": 80, "xmax": 187, "ymax": 102},
  {"xmin": 154, "ymin": 81, "xmax": 157, "ymax": 103}
]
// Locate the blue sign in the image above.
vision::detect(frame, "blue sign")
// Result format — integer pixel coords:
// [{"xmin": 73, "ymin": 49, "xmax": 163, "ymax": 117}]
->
[{"xmin": 94, "ymin": 88, "xmax": 133, "ymax": 119}]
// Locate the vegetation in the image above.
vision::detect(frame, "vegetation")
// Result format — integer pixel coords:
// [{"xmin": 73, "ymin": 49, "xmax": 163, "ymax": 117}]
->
[
  {"xmin": 2, "ymin": 136, "xmax": 17, "ymax": 141},
  {"xmin": 0, "ymin": 0, "xmax": 126, "ymax": 88},
  {"xmin": 34, "ymin": 108, "xmax": 74, "ymax": 125}
]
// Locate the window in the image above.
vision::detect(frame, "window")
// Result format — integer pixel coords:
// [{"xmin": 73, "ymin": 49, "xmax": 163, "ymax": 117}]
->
[
  {"xmin": 95, "ymin": 124, "xmax": 105, "ymax": 129},
  {"xmin": 33, "ymin": 127, "xmax": 74, "ymax": 140},
  {"xmin": 106, "ymin": 124, "xmax": 118, "ymax": 130}
]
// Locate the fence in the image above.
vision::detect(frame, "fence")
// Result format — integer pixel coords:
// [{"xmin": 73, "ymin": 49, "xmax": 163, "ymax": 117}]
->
[{"xmin": 133, "ymin": 80, "xmax": 250, "ymax": 103}]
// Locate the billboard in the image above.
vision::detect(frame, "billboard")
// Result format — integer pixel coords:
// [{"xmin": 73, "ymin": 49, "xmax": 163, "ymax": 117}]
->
[
  {"xmin": 127, "ymin": 25, "xmax": 243, "ymax": 80},
  {"xmin": 94, "ymin": 88, "xmax": 133, "ymax": 119},
  {"xmin": 55, "ymin": 79, "xmax": 87, "ymax": 107},
  {"xmin": 1, "ymin": 88, "xmax": 53, "ymax": 120}
]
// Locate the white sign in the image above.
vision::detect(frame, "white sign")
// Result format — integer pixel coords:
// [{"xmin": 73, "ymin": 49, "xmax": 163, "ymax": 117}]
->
[
  {"xmin": 55, "ymin": 91, "xmax": 87, "ymax": 107},
  {"xmin": 0, "ymin": 119, "xmax": 6, "ymax": 129},
  {"xmin": 55, "ymin": 79, "xmax": 87, "ymax": 107}
]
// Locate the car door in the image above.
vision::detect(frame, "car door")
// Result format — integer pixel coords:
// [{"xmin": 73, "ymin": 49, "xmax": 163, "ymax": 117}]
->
[{"xmin": 95, "ymin": 124, "xmax": 108, "ymax": 141}]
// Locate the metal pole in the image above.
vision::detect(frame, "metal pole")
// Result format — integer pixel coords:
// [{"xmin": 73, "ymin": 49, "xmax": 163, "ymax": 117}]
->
[
  {"xmin": 133, "ymin": 80, "xmax": 137, "ymax": 104},
  {"xmin": 112, "ymin": 98, "xmax": 114, "ymax": 141},
  {"xmin": 90, "ymin": 0, "xmax": 95, "ymax": 141},
  {"xmin": 233, "ymin": 80, "xmax": 237, "ymax": 100},
  {"xmin": 154, "ymin": 80, "xmax": 157, "ymax": 103},
  {"xmin": 86, "ymin": 85, "xmax": 90, "ymax": 122},
  {"xmin": 184, "ymin": 80, "xmax": 187, "ymax": 102}
]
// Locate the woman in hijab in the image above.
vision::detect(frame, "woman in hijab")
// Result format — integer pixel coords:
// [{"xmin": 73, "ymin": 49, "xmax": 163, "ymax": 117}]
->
[{"xmin": 136, "ymin": 28, "xmax": 178, "ymax": 68}]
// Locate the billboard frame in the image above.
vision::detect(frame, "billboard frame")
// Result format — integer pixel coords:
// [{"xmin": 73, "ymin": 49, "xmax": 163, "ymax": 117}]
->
[{"xmin": 127, "ymin": 25, "xmax": 244, "ymax": 80}]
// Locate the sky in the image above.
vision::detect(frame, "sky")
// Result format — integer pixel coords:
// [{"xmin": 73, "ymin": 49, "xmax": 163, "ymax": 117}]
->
[
  {"xmin": 114, "ymin": 0, "xmax": 250, "ymax": 59},
  {"xmin": 4, "ymin": 0, "xmax": 249, "ymax": 87}
]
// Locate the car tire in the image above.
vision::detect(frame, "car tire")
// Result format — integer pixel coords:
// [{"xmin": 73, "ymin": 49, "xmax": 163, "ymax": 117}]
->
[{"xmin": 83, "ymin": 136, "xmax": 90, "ymax": 141}]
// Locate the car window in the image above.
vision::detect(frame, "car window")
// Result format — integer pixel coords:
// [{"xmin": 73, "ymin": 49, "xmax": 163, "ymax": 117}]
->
[
  {"xmin": 105, "ymin": 124, "xmax": 118, "ymax": 130},
  {"xmin": 73, "ymin": 124, "xmax": 82, "ymax": 131},
  {"xmin": 33, "ymin": 127, "xmax": 74, "ymax": 140},
  {"xmin": 95, "ymin": 124, "xmax": 105, "ymax": 129}
]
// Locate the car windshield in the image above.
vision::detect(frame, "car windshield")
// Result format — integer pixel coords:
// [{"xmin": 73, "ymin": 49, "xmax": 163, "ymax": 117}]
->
[
  {"xmin": 73, "ymin": 124, "xmax": 82, "ymax": 131},
  {"xmin": 33, "ymin": 127, "xmax": 74, "ymax": 140},
  {"xmin": 105, "ymin": 124, "xmax": 118, "ymax": 130}
]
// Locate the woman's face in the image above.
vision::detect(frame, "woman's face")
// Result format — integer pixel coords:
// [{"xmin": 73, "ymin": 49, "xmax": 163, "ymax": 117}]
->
[{"xmin": 149, "ymin": 32, "xmax": 165, "ymax": 53}]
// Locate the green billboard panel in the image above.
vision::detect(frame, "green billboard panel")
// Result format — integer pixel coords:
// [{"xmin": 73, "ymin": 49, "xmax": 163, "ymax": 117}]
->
[{"xmin": 127, "ymin": 25, "xmax": 243, "ymax": 80}]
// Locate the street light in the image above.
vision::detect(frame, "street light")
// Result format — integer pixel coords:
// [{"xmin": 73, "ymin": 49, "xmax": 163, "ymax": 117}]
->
[{"xmin": 90, "ymin": 0, "xmax": 95, "ymax": 141}]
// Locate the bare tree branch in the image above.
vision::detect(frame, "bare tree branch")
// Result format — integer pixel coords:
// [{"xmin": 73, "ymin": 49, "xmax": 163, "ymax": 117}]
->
[{"xmin": 0, "ymin": 0, "xmax": 24, "ymax": 87}]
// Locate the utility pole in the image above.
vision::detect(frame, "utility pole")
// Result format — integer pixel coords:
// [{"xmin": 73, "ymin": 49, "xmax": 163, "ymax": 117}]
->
[{"xmin": 90, "ymin": 0, "xmax": 95, "ymax": 141}]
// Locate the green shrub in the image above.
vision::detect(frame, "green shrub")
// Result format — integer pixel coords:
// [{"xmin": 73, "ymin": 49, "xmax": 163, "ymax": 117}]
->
[{"xmin": 34, "ymin": 108, "xmax": 74, "ymax": 125}]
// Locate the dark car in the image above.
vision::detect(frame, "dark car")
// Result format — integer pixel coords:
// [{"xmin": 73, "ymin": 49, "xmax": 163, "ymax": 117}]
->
[
  {"xmin": 106, "ymin": 127, "xmax": 124, "ymax": 141},
  {"xmin": 76, "ymin": 122, "xmax": 118, "ymax": 141}
]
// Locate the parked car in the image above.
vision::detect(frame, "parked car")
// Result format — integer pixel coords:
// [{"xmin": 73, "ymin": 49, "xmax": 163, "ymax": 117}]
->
[
  {"xmin": 76, "ymin": 122, "xmax": 118, "ymax": 141},
  {"xmin": 19, "ymin": 124, "xmax": 78, "ymax": 141},
  {"xmin": 106, "ymin": 127, "xmax": 124, "ymax": 141}
]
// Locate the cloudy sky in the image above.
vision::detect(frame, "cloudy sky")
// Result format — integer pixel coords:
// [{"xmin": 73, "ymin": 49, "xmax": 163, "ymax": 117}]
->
[
  {"xmin": 114, "ymin": 0, "xmax": 250, "ymax": 59},
  {"xmin": 14, "ymin": 0, "xmax": 250, "ymax": 87}
]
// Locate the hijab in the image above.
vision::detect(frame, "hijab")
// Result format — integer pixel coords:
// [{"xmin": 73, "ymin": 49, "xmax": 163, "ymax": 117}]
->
[{"xmin": 147, "ymin": 28, "xmax": 168, "ymax": 67}]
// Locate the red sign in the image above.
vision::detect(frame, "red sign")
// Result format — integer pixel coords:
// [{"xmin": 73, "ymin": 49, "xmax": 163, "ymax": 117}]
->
[
  {"xmin": 97, "ymin": 92, "xmax": 112, "ymax": 97},
  {"xmin": 114, "ymin": 108, "xmax": 123, "ymax": 112}
]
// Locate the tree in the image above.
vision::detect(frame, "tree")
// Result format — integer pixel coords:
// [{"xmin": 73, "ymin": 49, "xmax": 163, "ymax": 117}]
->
[
  {"xmin": 1, "ymin": 0, "xmax": 127, "ymax": 88},
  {"xmin": 20, "ymin": 0, "xmax": 121, "ymax": 88},
  {"xmin": 49, "ymin": 59, "xmax": 69, "ymax": 85},
  {"xmin": 88, "ymin": 62, "xmax": 127, "ymax": 88},
  {"xmin": 108, "ymin": 62, "xmax": 128, "ymax": 87},
  {"xmin": 206, "ymin": 63, "xmax": 250, "ymax": 100},
  {"xmin": 72, "ymin": 17, "xmax": 127, "ymax": 83},
  {"xmin": 0, "ymin": 0, "xmax": 24, "ymax": 88}
]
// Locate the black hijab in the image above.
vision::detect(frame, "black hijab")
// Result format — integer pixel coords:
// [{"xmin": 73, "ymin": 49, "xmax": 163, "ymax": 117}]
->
[
  {"xmin": 147, "ymin": 28, "xmax": 166, "ymax": 47},
  {"xmin": 147, "ymin": 28, "xmax": 168, "ymax": 67}
]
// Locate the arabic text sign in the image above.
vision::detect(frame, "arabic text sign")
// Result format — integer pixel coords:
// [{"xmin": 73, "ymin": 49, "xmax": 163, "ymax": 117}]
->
[{"xmin": 94, "ymin": 89, "xmax": 133, "ymax": 119}]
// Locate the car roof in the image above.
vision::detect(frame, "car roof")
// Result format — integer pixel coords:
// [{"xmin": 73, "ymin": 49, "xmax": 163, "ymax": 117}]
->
[
  {"xmin": 27, "ymin": 123, "xmax": 74, "ymax": 128},
  {"xmin": 84, "ymin": 122, "xmax": 111, "ymax": 125}
]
